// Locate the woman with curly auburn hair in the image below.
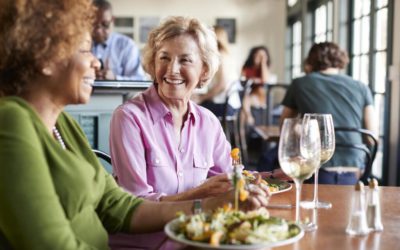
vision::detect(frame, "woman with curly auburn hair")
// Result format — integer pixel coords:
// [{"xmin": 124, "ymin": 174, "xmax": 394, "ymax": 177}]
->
[
  {"xmin": 0, "ymin": 0, "xmax": 94, "ymax": 96},
  {"xmin": 280, "ymin": 42, "xmax": 377, "ymax": 185},
  {"xmin": 0, "ymin": 4, "xmax": 269, "ymax": 248}
]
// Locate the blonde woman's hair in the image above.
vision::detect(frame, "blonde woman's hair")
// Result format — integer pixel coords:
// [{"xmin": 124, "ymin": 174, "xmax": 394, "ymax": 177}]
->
[{"xmin": 142, "ymin": 16, "xmax": 220, "ymax": 86}]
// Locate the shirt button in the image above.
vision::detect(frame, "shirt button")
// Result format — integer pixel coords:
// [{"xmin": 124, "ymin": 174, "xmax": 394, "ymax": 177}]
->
[
  {"xmin": 155, "ymin": 159, "xmax": 160, "ymax": 164},
  {"xmin": 204, "ymin": 161, "xmax": 207, "ymax": 167},
  {"xmin": 178, "ymin": 171, "xmax": 183, "ymax": 177},
  {"xmin": 180, "ymin": 148, "xmax": 185, "ymax": 153}
]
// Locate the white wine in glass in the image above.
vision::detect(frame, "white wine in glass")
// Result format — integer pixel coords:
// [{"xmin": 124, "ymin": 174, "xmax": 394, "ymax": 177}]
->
[
  {"xmin": 279, "ymin": 118, "xmax": 321, "ymax": 231},
  {"xmin": 300, "ymin": 113, "xmax": 335, "ymax": 209}
]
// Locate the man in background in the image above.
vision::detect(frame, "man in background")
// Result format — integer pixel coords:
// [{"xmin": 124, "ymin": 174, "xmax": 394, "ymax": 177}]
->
[{"xmin": 92, "ymin": 0, "xmax": 146, "ymax": 80}]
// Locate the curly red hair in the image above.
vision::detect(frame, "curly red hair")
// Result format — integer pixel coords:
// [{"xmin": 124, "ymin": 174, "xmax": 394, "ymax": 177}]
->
[{"xmin": 0, "ymin": 0, "xmax": 95, "ymax": 96}]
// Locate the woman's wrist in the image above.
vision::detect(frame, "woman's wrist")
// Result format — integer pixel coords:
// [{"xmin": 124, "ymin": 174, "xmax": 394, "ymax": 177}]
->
[{"xmin": 192, "ymin": 199, "xmax": 203, "ymax": 214}]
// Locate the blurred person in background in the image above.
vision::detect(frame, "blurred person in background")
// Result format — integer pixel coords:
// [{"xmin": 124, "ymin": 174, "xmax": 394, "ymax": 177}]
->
[
  {"xmin": 241, "ymin": 45, "xmax": 277, "ymax": 129},
  {"xmin": 240, "ymin": 46, "xmax": 277, "ymax": 165},
  {"xmin": 280, "ymin": 42, "xmax": 377, "ymax": 185},
  {"xmin": 193, "ymin": 25, "xmax": 241, "ymax": 117},
  {"xmin": 92, "ymin": 0, "xmax": 146, "ymax": 80}
]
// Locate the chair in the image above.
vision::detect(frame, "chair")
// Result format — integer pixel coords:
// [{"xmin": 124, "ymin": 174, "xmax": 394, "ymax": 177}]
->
[
  {"xmin": 238, "ymin": 83, "xmax": 288, "ymax": 168},
  {"xmin": 219, "ymin": 79, "xmax": 253, "ymax": 165},
  {"xmin": 334, "ymin": 127, "xmax": 378, "ymax": 183},
  {"xmin": 92, "ymin": 149, "xmax": 112, "ymax": 165},
  {"xmin": 265, "ymin": 83, "xmax": 289, "ymax": 125},
  {"xmin": 92, "ymin": 149, "xmax": 117, "ymax": 180},
  {"xmin": 220, "ymin": 84, "xmax": 240, "ymax": 148}
]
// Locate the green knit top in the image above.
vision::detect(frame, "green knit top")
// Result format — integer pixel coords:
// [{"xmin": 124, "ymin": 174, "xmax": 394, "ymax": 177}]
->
[{"xmin": 0, "ymin": 96, "xmax": 143, "ymax": 249}]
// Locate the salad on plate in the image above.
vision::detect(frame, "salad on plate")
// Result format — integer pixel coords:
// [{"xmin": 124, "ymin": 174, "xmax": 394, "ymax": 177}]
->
[{"xmin": 165, "ymin": 206, "xmax": 303, "ymax": 248}]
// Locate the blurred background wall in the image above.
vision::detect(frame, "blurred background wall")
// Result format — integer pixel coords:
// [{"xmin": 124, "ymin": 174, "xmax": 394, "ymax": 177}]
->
[{"xmin": 111, "ymin": 0, "xmax": 286, "ymax": 81}]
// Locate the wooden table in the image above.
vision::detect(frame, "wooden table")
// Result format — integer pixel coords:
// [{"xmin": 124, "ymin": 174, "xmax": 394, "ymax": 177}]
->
[
  {"xmin": 267, "ymin": 184, "xmax": 400, "ymax": 250},
  {"xmin": 168, "ymin": 184, "xmax": 400, "ymax": 250},
  {"xmin": 254, "ymin": 125, "xmax": 280, "ymax": 142}
]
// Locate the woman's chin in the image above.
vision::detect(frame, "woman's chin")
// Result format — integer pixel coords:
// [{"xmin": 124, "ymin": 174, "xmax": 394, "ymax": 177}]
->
[{"xmin": 77, "ymin": 88, "xmax": 92, "ymax": 104}]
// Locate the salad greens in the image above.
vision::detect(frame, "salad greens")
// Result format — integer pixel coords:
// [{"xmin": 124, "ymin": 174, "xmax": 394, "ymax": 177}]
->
[{"xmin": 175, "ymin": 207, "xmax": 300, "ymax": 246}]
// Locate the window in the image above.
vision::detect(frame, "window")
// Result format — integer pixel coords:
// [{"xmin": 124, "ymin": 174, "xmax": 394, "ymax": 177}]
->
[
  {"xmin": 114, "ymin": 17, "xmax": 134, "ymax": 39},
  {"xmin": 314, "ymin": 1, "xmax": 333, "ymax": 42},
  {"xmin": 305, "ymin": 0, "xmax": 334, "ymax": 54},
  {"xmin": 338, "ymin": 0, "xmax": 350, "ymax": 51},
  {"xmin": 288, "ymin": 0, "xmax": 298, "ymax": 7},
  {"xmin": 285, "ymin": 20, "xmax": 303, "ymax": 82},
  {"xmin": 351, "ymin": 0, "xmax": 371, "ymax": 84},
  {"xmin": 349, "ymin": 0, "xmax": 391, "ymax": 179}
]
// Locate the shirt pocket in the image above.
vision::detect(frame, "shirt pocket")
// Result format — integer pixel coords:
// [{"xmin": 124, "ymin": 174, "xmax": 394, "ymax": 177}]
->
[
  {"xmin": 145, "ymin": 149, "xmax": 168, "ymax": 167},
  {"xmin": 193, "ymin": 153, "xmax": 214, "ymax": 170}
]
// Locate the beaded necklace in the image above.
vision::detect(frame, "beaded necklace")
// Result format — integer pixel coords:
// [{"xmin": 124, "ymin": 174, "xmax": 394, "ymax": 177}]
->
[{"xmin": 52, "ymin": 126, "xmax": 66, "ymax": 150}]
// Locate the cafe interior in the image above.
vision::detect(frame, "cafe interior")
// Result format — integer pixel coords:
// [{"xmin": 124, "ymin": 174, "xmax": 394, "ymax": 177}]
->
[
  {"xmin": 77, "ymin": 0, "xmax": 400, "ymax": 186},
  {"xmin": 57, "ymin": 0, "xmax": 400, "ymax": 248},
  {"xmin": 0, "ymin": 0, "xmax": 400, "ymax": 250}
]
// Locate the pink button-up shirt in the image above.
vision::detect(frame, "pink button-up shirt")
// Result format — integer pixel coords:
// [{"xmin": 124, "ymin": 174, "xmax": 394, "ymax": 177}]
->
[
  {"xmin": 109, "ymin": 85, "xmax": 233, "ymax": 249},
  {"xmin": 110, "ymin": 85, "xmax": 233, "ymax": 199}
]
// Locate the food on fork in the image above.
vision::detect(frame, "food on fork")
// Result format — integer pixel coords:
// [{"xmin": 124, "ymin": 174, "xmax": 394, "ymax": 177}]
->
[{"xmin": 231, "ymin": 148, "xmax": 248, "ymax": 211}]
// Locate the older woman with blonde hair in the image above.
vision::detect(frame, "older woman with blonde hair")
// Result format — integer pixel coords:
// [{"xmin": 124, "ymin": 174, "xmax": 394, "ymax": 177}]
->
[
  {"xmin": 111, "ymin": 16, "xmax": 232, "ymax": 203},
  {"xmin": 0, "ymin": 3, "xmax": 268, "ymax": 249},
  {"xmin": 109, "ymin": 17, "xmax": 265, "ymax": 249}
]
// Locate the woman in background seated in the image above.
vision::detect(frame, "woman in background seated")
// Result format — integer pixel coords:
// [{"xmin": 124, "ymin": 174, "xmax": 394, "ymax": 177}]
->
[
  {"xmin": 241, "ymin": 45, "xmax": 276, "ymax": 129},
  {"xmin": 280, "ymin": 42, "xmax": 377, "ymax": 185},
  {"xmin": 0, "ymin": 3, "xmax": 269, "ymax": 249},
  {"xmin": 194, "ymin": 25, "xmax": 241, "ymax": 117}
]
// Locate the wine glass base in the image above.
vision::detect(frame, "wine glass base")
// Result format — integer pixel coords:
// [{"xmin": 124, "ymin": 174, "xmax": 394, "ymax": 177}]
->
[
  {"xmin": 301, "ymin": 222, "xmax": 318, "ymax": 232},
  {"xmin": 300, "ymin": 200, "xmax": 332, "ymax": 209}
]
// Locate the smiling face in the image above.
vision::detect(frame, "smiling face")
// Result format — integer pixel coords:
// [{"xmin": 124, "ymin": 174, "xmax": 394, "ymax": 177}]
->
[
  {"xmin": 50, "ymin": 32, "xmax": 100, "ymax": 105},
  {"xmin": 155, "ymin": 34, "xmax": 206, "ymax": 106}
]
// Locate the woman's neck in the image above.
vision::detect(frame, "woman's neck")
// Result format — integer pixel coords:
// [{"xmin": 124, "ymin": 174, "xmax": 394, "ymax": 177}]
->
[
  {"xmin": 20, "ymin": 86, "xmax": 63, "ymax": 133},
  {"xmin": 320, "ymin": 68, "xmax": 339, "ymax": 75},
  {"xmin": 158, "ymin": 92, "xmax": 189, "ymax": 120},
  {"xmin": 167, "ymin": 102, "xmax": 189, "ymax": 125}
]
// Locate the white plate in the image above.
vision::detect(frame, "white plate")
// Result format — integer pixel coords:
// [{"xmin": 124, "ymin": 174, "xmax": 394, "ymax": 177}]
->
[
  {"xmin": 164, "ymin": 218, "xmax": 304, "ymax": 250},
  {"xmin": 265, "ymin": 178, "xmax": 292, "ymax": 194}
]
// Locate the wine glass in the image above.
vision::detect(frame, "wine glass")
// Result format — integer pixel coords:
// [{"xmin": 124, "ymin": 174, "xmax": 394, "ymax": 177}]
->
[
  {"xmin": 300, "ymin": 114, "xmax": 335, "ymax": 209},
  {"xmin": 278, "ymin": 118, "xmax": 321, "ymax": 230}
]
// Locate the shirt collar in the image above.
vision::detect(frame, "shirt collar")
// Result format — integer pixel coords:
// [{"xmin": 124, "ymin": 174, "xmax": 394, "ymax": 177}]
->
[
  {"xmin": 144, "ymin": 84, "xmax": 197, "ymax": 125},
  {"xmin": 187, "ymin": 99, "xmax": 198, "ymax": 125},
  {"xmin": 94, "ymin": 32, "xmax": 114, "ymax": 48}
]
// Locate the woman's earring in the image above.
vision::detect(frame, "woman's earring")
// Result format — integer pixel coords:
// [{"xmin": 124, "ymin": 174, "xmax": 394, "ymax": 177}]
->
[{"xmin": 42, "ymin": 67, "xmax": 52, "ymax": 76}]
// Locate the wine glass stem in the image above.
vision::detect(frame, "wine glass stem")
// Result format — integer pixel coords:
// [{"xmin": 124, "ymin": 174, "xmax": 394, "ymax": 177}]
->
[
  {"xmin": 313, "ymin": 166, "xmax": 320, "ymax": 205},
  {"xmin": 294, "ymin": 179, "xmax": 302, "ymax": 224}
]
